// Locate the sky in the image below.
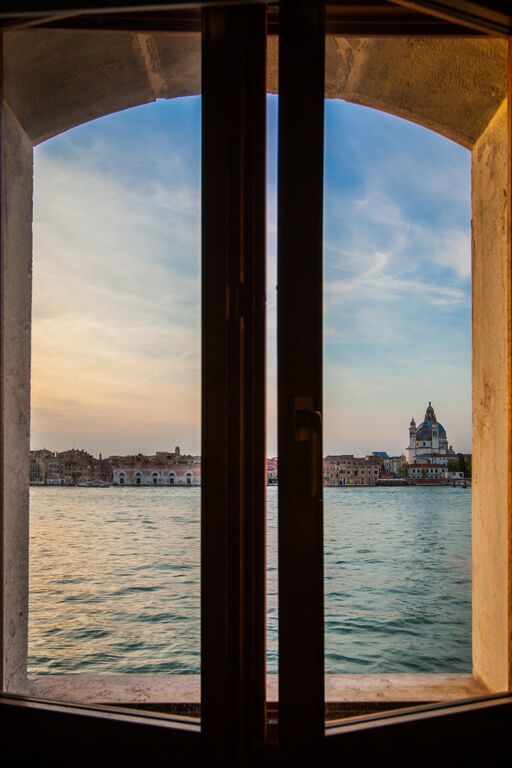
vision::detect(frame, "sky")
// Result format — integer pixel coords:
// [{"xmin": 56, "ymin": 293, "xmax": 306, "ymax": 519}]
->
[{"xmin": 31, "ymin": 94, "xmax": 471, "ymax": 458}]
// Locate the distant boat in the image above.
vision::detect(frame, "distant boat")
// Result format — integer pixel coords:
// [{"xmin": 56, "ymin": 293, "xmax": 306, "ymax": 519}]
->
[{"xmin": 77, "ymin": 481, "xmax": 111, "ymax": 488}]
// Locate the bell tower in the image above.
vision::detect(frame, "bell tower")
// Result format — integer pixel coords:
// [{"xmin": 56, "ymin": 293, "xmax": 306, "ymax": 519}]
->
[
  {"xmin": 409, "ymin": 417, "xmax": 417, "ymax": 449},
  {"xmin": 405, "ymin": 417, "xmax": 417, "ymax": 463}
]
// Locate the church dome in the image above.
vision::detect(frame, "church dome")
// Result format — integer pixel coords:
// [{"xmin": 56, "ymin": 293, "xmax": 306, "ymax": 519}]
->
[
  {"xmin": 416, "ymin": 421, "xmax": 447, "ymax": 440},
  {"xmin": 415, "ymin": 402, "xmax": 447, "ymax": 441}
]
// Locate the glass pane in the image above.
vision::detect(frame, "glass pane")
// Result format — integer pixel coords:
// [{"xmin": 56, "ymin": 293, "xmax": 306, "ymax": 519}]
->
[
  {"xmin": 321, "ymin": 33, "xmax": 504, "ymax": 722},
  {"xmin": 4, "ymin": 23, "xmax": 202, "ymax": 716}
]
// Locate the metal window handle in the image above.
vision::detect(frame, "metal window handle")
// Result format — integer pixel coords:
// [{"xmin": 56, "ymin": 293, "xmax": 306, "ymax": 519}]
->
[{"xmin": 294, "ymin": 397, "xmax": 322, "ymax": 500}]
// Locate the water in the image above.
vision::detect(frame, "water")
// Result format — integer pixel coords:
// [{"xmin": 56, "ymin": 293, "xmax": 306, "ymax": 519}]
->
[
  {"xmin": 28, "ymin": 485, "xmax": 471, "ymax": 675},
  {"xmin": 323, "ymin": 487, "xmax": 471, "ymax": 673}
]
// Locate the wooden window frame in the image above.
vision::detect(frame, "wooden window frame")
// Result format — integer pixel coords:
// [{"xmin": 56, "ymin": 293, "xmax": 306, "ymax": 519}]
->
[{"xmin": 1, "ymin": 1, "xmax": 512, "ymax": 763}]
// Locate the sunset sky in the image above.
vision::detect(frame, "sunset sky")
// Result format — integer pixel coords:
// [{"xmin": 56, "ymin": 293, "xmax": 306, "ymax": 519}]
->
[{"xmin": 31, "ymin": 94, "xmax": 471, "ymax": 458}]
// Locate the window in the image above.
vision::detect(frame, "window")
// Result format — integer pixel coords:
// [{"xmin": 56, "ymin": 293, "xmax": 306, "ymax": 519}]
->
[{"xmin": 1, "ymin": 1, "xmax": 512, "ymax": 763}]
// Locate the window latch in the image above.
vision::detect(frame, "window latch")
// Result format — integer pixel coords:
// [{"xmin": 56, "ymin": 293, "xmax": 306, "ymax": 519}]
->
[{"xmin": 294, "ymin": 396, "xmax": 322, "ymax": 501}]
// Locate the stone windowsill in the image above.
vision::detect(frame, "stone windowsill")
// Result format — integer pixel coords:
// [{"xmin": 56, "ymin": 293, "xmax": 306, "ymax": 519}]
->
[{"xmin": 18, "ymin": 673, "xmax": 490, "ymax": 705}]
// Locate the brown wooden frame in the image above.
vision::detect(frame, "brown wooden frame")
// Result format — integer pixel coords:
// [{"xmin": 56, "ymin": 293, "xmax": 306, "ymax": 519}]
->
[
  {"xmin": 201, "ymin": 3, "xmax": 267, "ymax": 760},
  {"xmin": 1, "ymin": 1, "xmax": 512, "ymax": 764},
  {"xmin": 277, "ymin": 0, "xmax": 325, "ymax": 754}
]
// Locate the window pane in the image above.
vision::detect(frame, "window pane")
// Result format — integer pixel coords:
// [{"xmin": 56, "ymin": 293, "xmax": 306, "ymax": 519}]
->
[
  {"xmin": 4, "ymin": 25, "xmax": 203, "ymax": 716},
  {"xmin": 322, "ymin": 34, "xmax": 492, "ymax": 721}
]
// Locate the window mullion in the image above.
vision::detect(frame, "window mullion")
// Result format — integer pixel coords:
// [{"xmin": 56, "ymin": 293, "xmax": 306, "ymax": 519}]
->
[
  {"xmin": 201, "ymin": 4, "xmax": 267, "ymax": 759},
  {"xmin": 277, "ymin": 0, "xmax": 325, "ymax": 753}
]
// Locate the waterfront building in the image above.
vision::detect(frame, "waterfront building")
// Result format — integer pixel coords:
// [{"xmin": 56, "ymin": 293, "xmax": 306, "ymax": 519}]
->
[
  {"xmin": 447, "ymin": 471, "xmax": 466, "ymax": 481},
  {"xmin": 29, "ymin": 449, "xmax": 54, "ymax": 484},
  {"xmin": 109, "ymin": 447, "xmax": 200, "ymax": 468},
  {"xmin": 152, "ymin": 447, "xmax": 200, "ymax": 465},
  {"xmin": 92, "ymin": 456, "xmax": 114, "ymax": 484},
  {"xmin": 57, "ymin": 448, "xmax": 97, "ymax": 485},
  {"xmin": 366, "ymin": 452, "xmax": 388, "ymax": 473},
  {"xmin": 404, "ymin": 401, "xmax": 456, "ymax": 464},
  {"xmin": 407, "ymin": 464, "xmax": 465, "ymax": 482},
  {"xmin": 113, "ymin": 464, "xmax": 200, "ymax": 486},
  {"xmin": 384, "ymin": 455, "xmax": 406, "ymax": 475},
  {"xmin": 46, "ymin": 454, "xmax": 63, "ymax": 484},
  {"xmin": 413, "ymin": 454, "xmax": 451, "ymax": 466},
  {"xmin": 29, "ymin": 448, "xmax": 114, "ymax": 485},
  {"xmin": 110, "ymin": 446, "xmax": 201, "ymax": 486},
  {"xmin": 266, "ymin": 458, "xmax": 278, "ymax": 485},
  {"xmin": 323, "ymin": 455, "xmax": 381, "ymax": 486},
  {"xmin": 407, "ymin": 464, "xmax": 447, "ymax": 481},
  {"xmin": 29, "ymin": 446, "xmax": 204, "ymax": 486}
]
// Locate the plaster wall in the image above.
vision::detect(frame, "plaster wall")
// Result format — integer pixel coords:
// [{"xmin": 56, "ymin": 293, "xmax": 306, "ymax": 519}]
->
[
  {"xmin": 471, "ymin": 99, "xmax": 511, "ymax": 691},
  {"xmin": 325, "ymin": 37, "xmax": 507, "ymax": 147},
  {"xmin": 0, "ymin": 105, "xmax": 32, "ymax": 691},
  {"xmin": 4, "ymin": 30, "xmax": 202, "ymax": 144},
  {"xmin": 3, "ymin": 31, "xmax": 507, "ymax": 149}
]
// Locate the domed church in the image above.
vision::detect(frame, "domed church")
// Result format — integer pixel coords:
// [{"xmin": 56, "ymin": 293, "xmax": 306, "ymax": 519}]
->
[{"xmin": 404, "ymin": 402, "xmax": 456, "ymax": 464}]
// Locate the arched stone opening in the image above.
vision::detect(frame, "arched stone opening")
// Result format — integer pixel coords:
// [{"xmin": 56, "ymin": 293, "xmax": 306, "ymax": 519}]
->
[
  {"xmin": 1, "ymin": 27, "xmax": 509, "ymax": 697},
  {"xmin": 3, "ymin": 31, "xmax": 507, "ymax": 148}
]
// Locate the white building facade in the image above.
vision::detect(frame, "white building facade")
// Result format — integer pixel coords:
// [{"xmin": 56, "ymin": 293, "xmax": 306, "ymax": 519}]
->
[
  {"xmin": 113, "ymin": 464, "xmax": 201, "ymax": 486},
  {"xmin": 404, "ymin": 402, "xmax": 456, "ymax": 464}
]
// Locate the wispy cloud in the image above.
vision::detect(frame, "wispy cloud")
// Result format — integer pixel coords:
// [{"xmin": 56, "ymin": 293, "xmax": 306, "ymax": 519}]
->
[
  {"xmin": 31, "ymin": 96, "xmax": 471, "ymax": 458},
  {"xmin": 320, "ymin": 99, "xmax": 471, "ymax": 455},
  {"xmin": 325, "ymin": 267, "xmax": 465, "ymax": 307},
  {"xmin": 32, "ymin": 100, "xmax": 201, "ymax": 455}
]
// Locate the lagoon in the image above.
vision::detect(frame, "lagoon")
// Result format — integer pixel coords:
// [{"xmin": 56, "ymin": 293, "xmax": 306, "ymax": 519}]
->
[{"xmin": 28, "ymin": 485, "xmax": 471, "ymax": 675}]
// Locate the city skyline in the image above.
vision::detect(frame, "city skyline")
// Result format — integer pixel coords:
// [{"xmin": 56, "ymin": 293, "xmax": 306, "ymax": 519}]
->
[{"xmin": 31, "ymin": 95, "xmax": 471, "ymax": 457}]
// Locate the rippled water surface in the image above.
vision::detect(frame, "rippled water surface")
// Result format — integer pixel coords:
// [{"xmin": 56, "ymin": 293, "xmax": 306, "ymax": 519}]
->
[{"xmin": 29, "ymin": 486, "xmax": 471, "ymax": 674}]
